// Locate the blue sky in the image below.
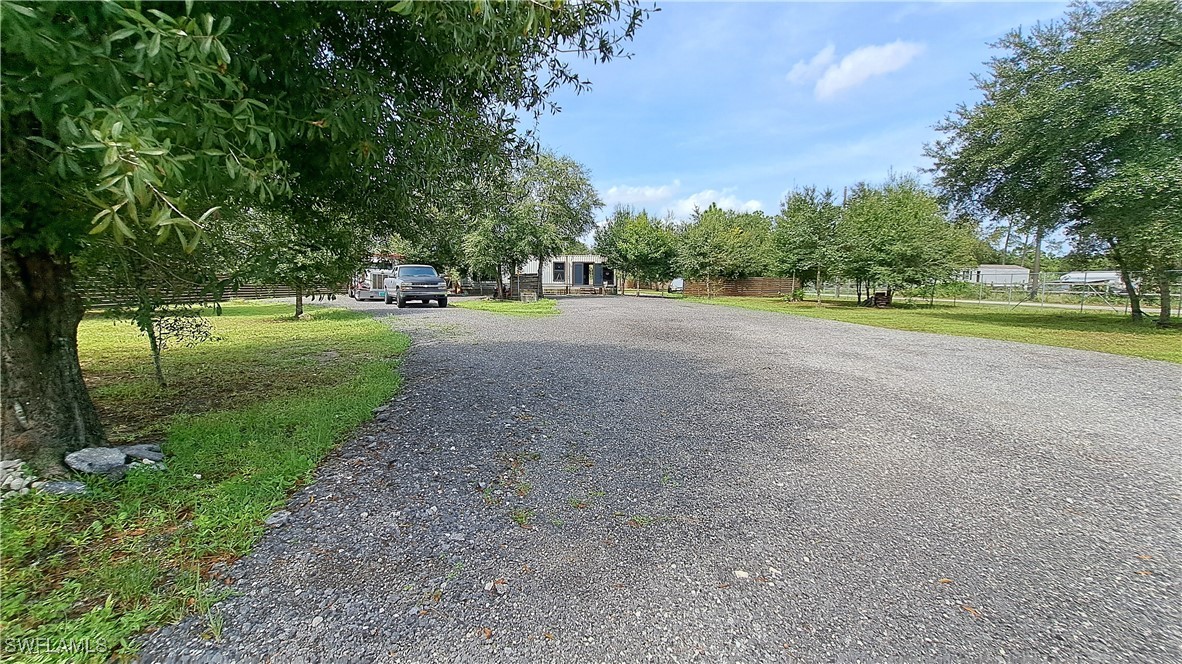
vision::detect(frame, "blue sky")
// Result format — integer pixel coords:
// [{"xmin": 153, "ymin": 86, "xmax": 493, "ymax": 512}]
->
[{"xmin": 531, "ymin": 1, "xmax": 1070, "ymax": 222}]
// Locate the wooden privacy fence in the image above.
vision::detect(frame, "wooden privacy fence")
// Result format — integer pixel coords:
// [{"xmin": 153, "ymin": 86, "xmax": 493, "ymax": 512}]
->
[
  {"xmin": 682, "ymin": 277, "xmax": 800, "ymax": 298},
  {"xmin": 457, "ymin": 274, "xmax": 539, "ymax": 298}
]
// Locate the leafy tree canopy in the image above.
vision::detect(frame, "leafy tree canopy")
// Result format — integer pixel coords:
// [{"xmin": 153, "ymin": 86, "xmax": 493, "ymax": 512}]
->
[
  {"xmin": 0, "ymin": 0, "xmax": 651, "ymax": 460},
  {"xmin": 676, "ymin": 204, "xmax": 772, "ymax": 291},
  {"xmin": 595, "ymin": 206, "xmax": 677, "ymax": 290},
  {"xmin": 926, "ymin": 0, "xmax": 1181, "ymax": 320},
  {"xmin": 772, "ymin": 187, "xmax": 841, "ymax": 291}
]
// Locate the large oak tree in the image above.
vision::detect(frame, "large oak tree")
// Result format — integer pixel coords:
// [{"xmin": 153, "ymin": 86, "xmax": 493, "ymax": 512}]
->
[
  {"xmin": 1, "ymin": 0, "xmax": 650, "ymax": 469},
  {"xmin": 927, "ymin": 0, "xmax": 1182, "ymax": 323}
]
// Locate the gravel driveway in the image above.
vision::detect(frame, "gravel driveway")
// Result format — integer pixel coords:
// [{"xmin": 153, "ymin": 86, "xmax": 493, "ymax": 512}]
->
[{"xmin": 140, "ymin": 296, "xmax": 1181, "ymax": 663}]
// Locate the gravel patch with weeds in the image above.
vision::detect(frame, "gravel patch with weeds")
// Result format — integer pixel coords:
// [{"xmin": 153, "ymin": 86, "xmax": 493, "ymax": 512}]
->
[{"xmin": 139, "ymin": 296, "xmax": 1181, "ymax": 663}]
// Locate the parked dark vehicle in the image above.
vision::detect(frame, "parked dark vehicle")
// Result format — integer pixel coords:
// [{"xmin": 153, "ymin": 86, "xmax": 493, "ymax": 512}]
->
[{"xmin": 383, "ymin": 265, "xmax": 448, "ymax": 308}]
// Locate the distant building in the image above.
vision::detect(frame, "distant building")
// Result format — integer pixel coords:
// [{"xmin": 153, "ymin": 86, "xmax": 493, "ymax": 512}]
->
[
  {"xmin": 519, "ymin": 254, "xmax": 617, "ymax": 294},
  {"xmin": 961, "ymin": 264, "xmax": 1030, "ymax": 285}
]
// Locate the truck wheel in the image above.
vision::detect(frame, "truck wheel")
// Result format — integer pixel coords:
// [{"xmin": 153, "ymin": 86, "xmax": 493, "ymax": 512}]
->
[
  {"xmin": 438, "ymin": 297, "xmax": 448, "ymax": 308},
  {"xmin": 396, "ymin": 296, "xmax": 407, "ymax": 308},
  {"xmin": 384, "ymin": 294, "xmax": 392, "ymax": 304}
]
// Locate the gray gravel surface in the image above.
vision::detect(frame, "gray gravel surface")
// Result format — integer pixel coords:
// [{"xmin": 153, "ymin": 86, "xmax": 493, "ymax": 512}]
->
[{"xmin": 139, "ymin": 296, "xmax": 1181, "ymax": 663}]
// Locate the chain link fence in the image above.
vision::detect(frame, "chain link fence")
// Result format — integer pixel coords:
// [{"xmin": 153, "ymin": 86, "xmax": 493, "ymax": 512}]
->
[{"xmin": 809, "ymin": 270, "xmax": 1182, "ymax": 316}]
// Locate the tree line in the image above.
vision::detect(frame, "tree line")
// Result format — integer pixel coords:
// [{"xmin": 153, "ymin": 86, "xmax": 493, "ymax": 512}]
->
[
  {"xmin": 594, "ymin": 174, "xmax": 978, "ymax": 302},
  {"xmin": 597, "ymin": 0, "xmax": 1181, "ymax": 321}
]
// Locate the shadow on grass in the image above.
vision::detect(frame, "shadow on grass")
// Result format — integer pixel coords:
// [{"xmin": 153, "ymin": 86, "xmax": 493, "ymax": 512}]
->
[
  {"xmin": 910, "ymin": 307, "xmax": 1178, "ymax": 335},
  {"xmin": 713, "ymin": 297, "xmax": 1171, "ymax": 335},
  {"xmin": 84, "ymin": 302, "xmax": 360, "ymax": 320},
  {"xmin": 80, "ymin": 304, "xmax": 410, "ymax": 443}
]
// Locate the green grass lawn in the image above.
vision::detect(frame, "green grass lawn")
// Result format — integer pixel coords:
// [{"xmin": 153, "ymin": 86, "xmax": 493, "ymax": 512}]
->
[
  {"xmin": 455, "ymin": 297, "xmax": 559, "ymax": 317},
  {"xmin": 686, "ymin": 297, "xmax": 1182, "ymax": 363},
  {"xmin": 0, "ymin": 303, "xmax": 409, "ymax": 662}
]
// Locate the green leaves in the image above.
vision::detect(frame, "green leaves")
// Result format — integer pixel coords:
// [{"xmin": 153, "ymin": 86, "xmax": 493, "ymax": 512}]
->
[
  {"xmin": 927, "ymin": 0, "xmax": 1182, "ymax": 290},
  {"xmin": 596, "ymin": 207, "xmax": 677, "ymax": 284},
  {"xmin": 773, "ymin": 187, "xmax": 841, "ymax": 282},
  {"xmin": 677, "ymin": 205, "xmax": 772, "ymax": 283},
  {"xmin": 3, "ymin": 0, "xmax": 290, "ymax": 256}
]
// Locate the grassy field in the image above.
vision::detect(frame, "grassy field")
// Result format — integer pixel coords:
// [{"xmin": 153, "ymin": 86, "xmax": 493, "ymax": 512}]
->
[
  {"xmin": 0, "ymin": 303, "xmax": 409, "ymax": 661},
  {"xmin": 685, "ymin": 297, "xmax": 1182, "ymax": 363},
  {"xmin": 455, "ymin": 297, "xmax": 560, "ymax": 317}
]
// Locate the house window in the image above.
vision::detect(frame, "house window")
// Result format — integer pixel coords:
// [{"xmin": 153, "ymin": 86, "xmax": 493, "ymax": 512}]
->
[{"xmin": 552, "ymin": 262, "xmax": 566, "ymax": 283}]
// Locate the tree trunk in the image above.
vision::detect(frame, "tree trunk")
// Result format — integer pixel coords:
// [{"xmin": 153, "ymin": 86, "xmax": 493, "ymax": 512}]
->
[
  {"xmin": 1109, "ymin": 239, "xmax": 1143, "ymax": 321},
  {"xmin": 1001, "ymin": 221, "xmax": 1013, "ymax": 265},
  {"xmin": 815, "ymin": 266, "xmax": 822, "ymax": 305},
  {"xmin": 1028, "ymin": 226, "xmax": 1042, "ymax": 299},
  {"xmin": 294, "ymin": 291, "xmax": 304, "ymax": 318},
  {"xmin": 1157, "ymin": 267, "xmax": 1172, "ymax": 328},
  {"xmin": 148, "ymin": 320, "xmax": 166, "ymax": 388},
  {"xmin": 1, "ymin": 248, "xmax": 106, "ymax": 473},
  {"xmin": 535, "ymin": 247, "xmax": 545, "ymax": 300}
]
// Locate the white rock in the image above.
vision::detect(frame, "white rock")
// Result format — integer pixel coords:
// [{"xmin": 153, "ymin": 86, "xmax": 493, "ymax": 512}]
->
[
  {"xmin": 734, "ymin": 570, "xmax": 750, "ymax": 579},
  {"xmin": 311, "ymin": 616, "xmax": 324, "ymax": 628}
]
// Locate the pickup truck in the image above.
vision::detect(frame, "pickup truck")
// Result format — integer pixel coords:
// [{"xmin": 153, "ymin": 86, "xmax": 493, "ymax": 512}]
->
[{"xmin": 383, "ymin": 264, "xmax": 448, "ymax": 308}]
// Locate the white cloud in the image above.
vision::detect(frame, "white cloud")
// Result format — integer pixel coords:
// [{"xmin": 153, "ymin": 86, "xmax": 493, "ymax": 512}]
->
[
  {"xmin": 786, "ymin": 44, "xmax": 835, "ymax": 84},
  {"xmin": 669, "ymin": 189, "xmax": 763, "ymax": 218},
  {"xmin": 786, "ymin": 41, "xmax": 925, "ymax": 100},
  {"xmin": 601, "ymin": 179, "xmax": 680, "ymax": 207},
  {"xmin": 814, "ymin": 41, "xmax": 925, "ymax": 100}
]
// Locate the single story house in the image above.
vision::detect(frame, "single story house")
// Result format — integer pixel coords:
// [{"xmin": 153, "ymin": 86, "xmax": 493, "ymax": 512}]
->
[
  {"xmin": 960, "ymin": 264, "xmax": 1030, "ymax": 285},
  {"xmin": 519, "ymin": 254, "xmax": 617, "ymax": 294}
]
